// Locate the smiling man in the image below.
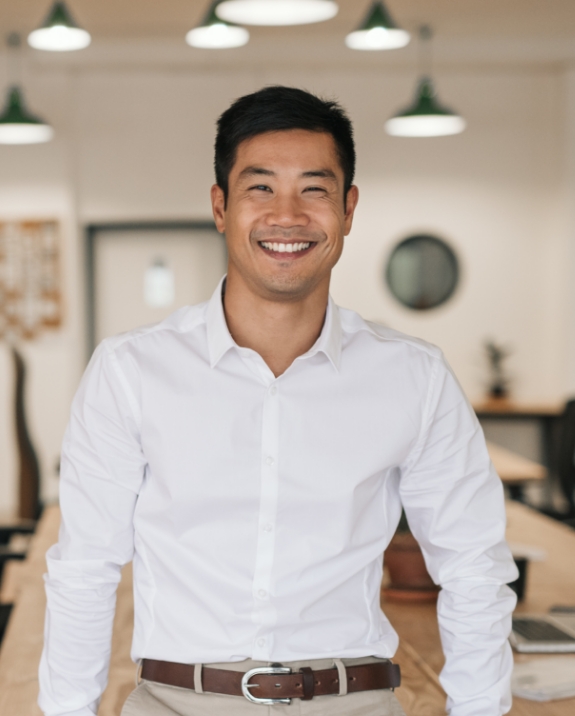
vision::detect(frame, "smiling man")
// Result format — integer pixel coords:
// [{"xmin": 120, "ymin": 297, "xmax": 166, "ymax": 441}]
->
[{"xmin": 39, "ymin": 86, "xmax": 517, "ymax": 716}]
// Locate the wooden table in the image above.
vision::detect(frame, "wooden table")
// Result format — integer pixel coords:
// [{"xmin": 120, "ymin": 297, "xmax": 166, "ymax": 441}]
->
[
  {"xmin": 487, "ymin": 441, "xmax": 547, "ymax": 485},
  {"xmin": 2, "ymin": 502, "xmax": 573, "ymax": 715},
  {"xmin": 385, "ymin": 501, "xmax": 575, "ymax": 715},
  {"xmin": 473, "ymin": 401, "xmax": 563, "ymax": 417},
  {"xmin": 474, "ymin": 401, "xmax": 563, "ymax": 484}
]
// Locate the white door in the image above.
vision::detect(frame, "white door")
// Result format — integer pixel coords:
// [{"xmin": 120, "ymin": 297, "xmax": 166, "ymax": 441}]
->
[{"xmin": 93, "ymin": 226, "xmax": 226, "ymax": 345}]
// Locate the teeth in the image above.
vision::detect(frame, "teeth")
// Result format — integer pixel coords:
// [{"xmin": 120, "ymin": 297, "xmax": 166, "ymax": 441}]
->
[{"xmin": 260, "ymin": 241, "xmax": 311, "ymax": 252}]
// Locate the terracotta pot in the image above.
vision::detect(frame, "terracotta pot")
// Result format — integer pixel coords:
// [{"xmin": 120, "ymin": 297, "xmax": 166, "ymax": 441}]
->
[{"xmin": 382, "ymin": 532, "xmax": 439, "ymax": 602}]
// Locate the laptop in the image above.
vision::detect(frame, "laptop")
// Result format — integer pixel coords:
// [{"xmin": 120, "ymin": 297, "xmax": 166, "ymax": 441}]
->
[{"xmin": 511, "ymin": 613, "xmax": 575, "ymax": 653}]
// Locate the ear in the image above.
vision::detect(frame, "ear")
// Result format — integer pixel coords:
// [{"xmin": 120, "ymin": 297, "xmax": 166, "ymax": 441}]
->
[
  {"xmin": 211, "ymin": 184, "xmax": 226, "ymax": 233},
  {"xmin": 343, "ymin": 185, "xmax": 359, "ymax": 236}
]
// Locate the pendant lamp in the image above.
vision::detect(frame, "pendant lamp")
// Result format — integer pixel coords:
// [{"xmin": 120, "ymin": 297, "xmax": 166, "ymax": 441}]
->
[
  {"xmin": 28, "ymin": 1, "xmax": 91, "ymax": 52},
  {"xmin": 215, "ymin": 0, "xmax": 338, "ymax": 26},
  {"xmin": 0, "ymin": 86, "xmax": 54, "ymax": 145},
  {"xmin": 385, "ymin": 26, "xmax": 465, "ymax": 137},
  {"xmin": 186, "ymin": 0, "xmax": 249, "ymax": 48},
  {"xmin": 346, "ymin": 1, "xmax": 409, "ymax": 51}
]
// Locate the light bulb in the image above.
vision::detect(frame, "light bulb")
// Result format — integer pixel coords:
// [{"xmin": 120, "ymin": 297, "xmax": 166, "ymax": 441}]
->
[
  {"xmin": 0, "ymin": 123, "xmax": 54, "ymax": 144},
  {"xmin": 186, "ymin": 23, "xmax": 249, "ymax": 49},
  {"xmin": 28, "ymin": 25, "xmax": 91, "ymax": 52},
  {"xmin": 385, "ymin": 115, "xmax": 466, "ymax": 138},
  {"xmin": 345, "ymin": 26, "xmax": 409, "ymax": 51},
  {"xmin": 216, "ymin": 0, "xmax": 338, "ymax": 27}
]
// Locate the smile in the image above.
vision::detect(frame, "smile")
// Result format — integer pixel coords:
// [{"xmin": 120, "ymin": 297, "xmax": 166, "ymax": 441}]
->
[{"xmin": 259, "ymin": 241, "xmax": 312, "ymax": 253}]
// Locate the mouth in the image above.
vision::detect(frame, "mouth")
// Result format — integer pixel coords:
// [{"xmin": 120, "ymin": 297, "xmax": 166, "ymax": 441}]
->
[{"xmin": 258, "ymin": 240, "xmax": 316, "ymax": 259}]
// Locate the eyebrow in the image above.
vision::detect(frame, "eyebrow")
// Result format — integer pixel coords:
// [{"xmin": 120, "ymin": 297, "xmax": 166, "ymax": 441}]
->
[
  {"xmin": 238, "ymin": 167, "xmax": 338, "ymax": 181},
  {"xmin": 302, "ymin": 169, "xmax": 337, "ymax": 180},
  {"xmin": 238, "ymin": 167, "xmax": 275, "ymax": 179}
]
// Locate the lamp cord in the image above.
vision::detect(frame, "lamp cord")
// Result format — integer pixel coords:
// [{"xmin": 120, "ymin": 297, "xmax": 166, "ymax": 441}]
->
[
  {"xmin": 6, "ymin": 32, "xmax": 22, "ymax": 87},
  {"xmin": 418, "ymin": 24, "xmax": 433, "ymax": 78}
]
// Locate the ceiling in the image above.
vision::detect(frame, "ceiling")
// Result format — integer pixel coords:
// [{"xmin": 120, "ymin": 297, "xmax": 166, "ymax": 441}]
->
[{"xmin": 1, "ymin": 0, "xmax": 575, "ymax": 70}]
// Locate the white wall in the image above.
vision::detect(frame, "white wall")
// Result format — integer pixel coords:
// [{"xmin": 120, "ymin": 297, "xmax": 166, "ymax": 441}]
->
[
  {"xmin": 0, "ymin": 55, "xmax": 572, "ymax": 514},
  {"xmin": 565, "ymin": 69, "xmax": 575, "ymax": 395}
]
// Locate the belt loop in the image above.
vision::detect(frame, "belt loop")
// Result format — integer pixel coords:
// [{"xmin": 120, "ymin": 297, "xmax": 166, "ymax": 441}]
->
[
  {"xmin": 194, "ymin": 664, "xmax": 204, "ymax": 694},
  {"xmin": 135, "ymin": 659, "xmax": 143, "ymax": 686},
  {"xmin": 299, "ymin": 666, "xmax": 314, "ymax": 700},
  {"xmin": 333, "ymin": 659, "xmax": 348, "ymax": 696}
]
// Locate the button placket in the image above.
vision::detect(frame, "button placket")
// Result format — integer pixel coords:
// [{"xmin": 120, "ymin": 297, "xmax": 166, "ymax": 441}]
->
[{"xmin": 251, "ymin": 383, "xmax": 280, "ymax": 659}]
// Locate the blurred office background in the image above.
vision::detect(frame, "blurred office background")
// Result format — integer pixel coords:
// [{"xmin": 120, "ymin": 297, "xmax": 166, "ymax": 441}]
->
[{"xmin": 0, "ymin": 0, "xmax": 575, "ymax": 517}]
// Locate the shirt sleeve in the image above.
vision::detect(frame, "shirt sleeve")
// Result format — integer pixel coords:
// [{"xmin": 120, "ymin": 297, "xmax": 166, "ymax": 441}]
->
[
  {"xmin": 399, "ymin": 354, "xmax": 518, "ymax": 716},
  {"xmin": 39, "ymin": 341, "xmax": 146, "ymax": 716}
]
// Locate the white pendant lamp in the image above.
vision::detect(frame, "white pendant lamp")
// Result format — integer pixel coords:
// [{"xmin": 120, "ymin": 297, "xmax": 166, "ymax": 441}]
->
[
  {"xmin": 28, "ymin": 2, "xmax": 91, "ymax": 52},
  {"xmin": 0, "ymin": 86, "xmax": 54, "ymax": 145},
  {"xmin": 186, "ymin": 0, "xmax": 249, "ymax": 48},
  {"xmin": 385, "ymin": 26, "xmax": 465, "ymax": 138},
  {"xmin": 215, "ymin": 0, "xmax": 338, "ymax": 26},
  {"xmin": 346, "ymin": 1, "xmax": 410, "ymax": 51}
]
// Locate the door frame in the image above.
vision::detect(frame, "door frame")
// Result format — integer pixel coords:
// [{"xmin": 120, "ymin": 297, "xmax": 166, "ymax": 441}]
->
[{"xmin": 85, "ymin": 220, "xmax": 224, "ymax": 359}]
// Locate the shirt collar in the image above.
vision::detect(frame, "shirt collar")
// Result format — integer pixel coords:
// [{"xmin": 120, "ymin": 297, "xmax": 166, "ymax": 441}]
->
[
  {"xmin": 206, "ymin": 276, "xmax": 236, "ymax": 368},
  {"xmin": 205, "ymin": 276, "xmax": 342, "ymax": 372}
]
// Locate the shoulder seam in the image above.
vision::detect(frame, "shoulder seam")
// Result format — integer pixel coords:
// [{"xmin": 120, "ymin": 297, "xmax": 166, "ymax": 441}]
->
[
  {"xmin": 105, "ymin": 313, "xmax": 206, "ymax": 351},
  {"xmin": 102, "ymin": 340, "xmax": 143, "ymax": 426},
  {"xmin": 339, "ymin": 313, "xmax": 443, "ymax": 360},
  {"xmin": 400, "ymin": 356, "xmax": 443, "ymax": 478}
]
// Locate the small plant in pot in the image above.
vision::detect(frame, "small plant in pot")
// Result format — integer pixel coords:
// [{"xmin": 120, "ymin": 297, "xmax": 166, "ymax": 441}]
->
[
  {"xmin": 484, "ymin": 339, "xmax": 512, "ymax": 401},
  {"xmin": 382, "ymin": 510, "xmax": 440, "ymax": 602}
]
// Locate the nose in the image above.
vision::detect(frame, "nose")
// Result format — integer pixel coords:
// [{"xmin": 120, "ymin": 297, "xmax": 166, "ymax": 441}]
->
[{"xmin": 265, "ymin": 192, "xmax": 309, "ymax": 228}]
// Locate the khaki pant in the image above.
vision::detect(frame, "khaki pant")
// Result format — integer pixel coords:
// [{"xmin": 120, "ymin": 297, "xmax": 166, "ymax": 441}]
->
[{"xmin": 121, "ymin": 657, "xmax": 406, "ymax": 716}]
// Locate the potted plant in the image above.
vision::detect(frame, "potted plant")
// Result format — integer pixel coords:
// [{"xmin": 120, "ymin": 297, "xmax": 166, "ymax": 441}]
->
[
  {"xmin": 382, "ymin": 510, "xmax": 439, "ymax": 602},
  {"xmin": 484, "ymin": 340, "xmax": 512, "ymax": 401}
]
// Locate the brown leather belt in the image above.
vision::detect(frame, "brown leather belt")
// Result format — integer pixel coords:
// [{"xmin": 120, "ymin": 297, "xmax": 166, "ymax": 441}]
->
[{"xmin": 141, "ymin": 659, "xmax": 400, "ymax": 704}]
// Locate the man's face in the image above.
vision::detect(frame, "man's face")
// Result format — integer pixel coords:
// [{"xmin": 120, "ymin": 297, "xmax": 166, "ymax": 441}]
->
[{"xmin": 211, "ymin": 129, "xmax": 359, "ymax": 302}]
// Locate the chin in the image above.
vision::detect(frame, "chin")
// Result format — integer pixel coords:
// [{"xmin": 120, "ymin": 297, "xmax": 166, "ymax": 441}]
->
[{"xmin": 258, "ymin": 272, "xmax": 319, "ymax": 300}]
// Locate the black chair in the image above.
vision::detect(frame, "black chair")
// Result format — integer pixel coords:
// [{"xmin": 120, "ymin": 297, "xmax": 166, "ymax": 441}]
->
[
  {"xmin": 540, "ymin": 399, "xmax": 575, "ymax": 527},
  {"xmin": 0, "ymin": 523, "xmax": 34, "ymax": 582},
  {"xmin": 0, "ymin": 521, "xmax": 36, "ymax": 547},
  {"xmin": 0, "ymin": 603, "xmax": 13, "ymax": 643},
  {"xmin": 0, "ymin": 521, "xmax": 35, "ymax": 645},
  {"xmin": 0, "ymin": 520, "xmax": 36, "ymax": 644}
]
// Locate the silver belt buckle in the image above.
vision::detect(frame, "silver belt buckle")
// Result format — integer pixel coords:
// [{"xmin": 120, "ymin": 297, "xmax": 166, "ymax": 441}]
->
[{"xmin": 241, "ymin": 665, "xmax": 292, "ymax": 705}]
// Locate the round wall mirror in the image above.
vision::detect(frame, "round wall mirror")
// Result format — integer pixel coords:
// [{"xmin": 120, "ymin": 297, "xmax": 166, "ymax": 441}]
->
[{"xmin": 385, "ymin": 234, "xmax": 460, "ymax": 310}]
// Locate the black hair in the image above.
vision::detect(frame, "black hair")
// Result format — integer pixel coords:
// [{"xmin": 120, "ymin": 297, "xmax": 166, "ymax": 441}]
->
[{"xmin": 214, "ymin": 86, "xmax": 356, "ymax": 203}]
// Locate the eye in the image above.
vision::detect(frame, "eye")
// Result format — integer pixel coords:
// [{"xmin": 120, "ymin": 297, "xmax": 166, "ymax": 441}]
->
[
  {"xmin": 304, "ymin": 186, "xmax": 326, "ymax": 193},
  {"xmin": 250, "ymin": 184, "xmax": 272, "ymax": 192}
]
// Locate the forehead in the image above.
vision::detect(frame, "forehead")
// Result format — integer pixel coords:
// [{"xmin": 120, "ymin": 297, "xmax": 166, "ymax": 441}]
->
[{"xmin": 231, "ymin": 129, "xmax": 343, "ymax": 177}]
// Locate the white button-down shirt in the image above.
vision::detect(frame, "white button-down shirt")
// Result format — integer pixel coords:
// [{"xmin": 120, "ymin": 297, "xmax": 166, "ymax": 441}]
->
[{"xmin": 39, "ymin": 278, "xmax": 517, "ymax": 716}]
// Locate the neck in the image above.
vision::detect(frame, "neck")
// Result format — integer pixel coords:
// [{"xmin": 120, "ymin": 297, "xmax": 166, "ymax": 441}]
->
[{"xmin": 223, "ymin": 273, "xmax": 329, "ymax": 378}]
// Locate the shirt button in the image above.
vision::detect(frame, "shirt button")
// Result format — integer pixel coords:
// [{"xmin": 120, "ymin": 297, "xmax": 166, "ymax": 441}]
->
[
  {"xmin": 263, "ymin": 523, "xmax": 273, "ymax": 532},
  {"xmin": 270, "ymin": 386, "xmax": 277, "ymax": 396},
  {"xmin": 258, "ymin": 589, "xmax": 267, "ymax": 599},
  {"xmin": 265, "ymin": 456, "xmax": 274, "ymax": 466},
  {"xmin": 257, "ymin": 638, "xmax": 265, "ymax": 647}
]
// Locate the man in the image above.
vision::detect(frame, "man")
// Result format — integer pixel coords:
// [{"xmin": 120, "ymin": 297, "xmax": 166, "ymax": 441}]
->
[{"xmin": 39, "ymin": 86, "xmax": 517, "ymax": 716}]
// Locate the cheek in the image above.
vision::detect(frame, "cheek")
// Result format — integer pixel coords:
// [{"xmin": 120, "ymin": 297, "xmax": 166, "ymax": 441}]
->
[
  {"xmin": 315, "ymin": 208, "xmax": 346, "ymax": 238},
  {"xmin": 224, "ymin": 206, "xmax": 252, "ymax": 238}
]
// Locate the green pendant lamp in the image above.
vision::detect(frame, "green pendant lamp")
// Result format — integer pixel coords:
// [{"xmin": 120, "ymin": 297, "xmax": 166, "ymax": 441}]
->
[
  {"xmin": 28, "ymin": 1, "xmax": 91, "ymax": 52},
  {"xmin": 386, "ymin": 77, "xmax": 465, "ymax": 137},
  {"xmin": 346, "ymin": 1, "xmax": 410, "ymax": 51},
  {"xmin": 0, "ymin": 86, "xmax": 54, "ymax": 145},
  {"xmin": 186, "ymin": 0, "xmax": 249, "ymax": 48},
  {"xmin": 386, "ymin": 26, "xmax": 465, "ymax": 137}
]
